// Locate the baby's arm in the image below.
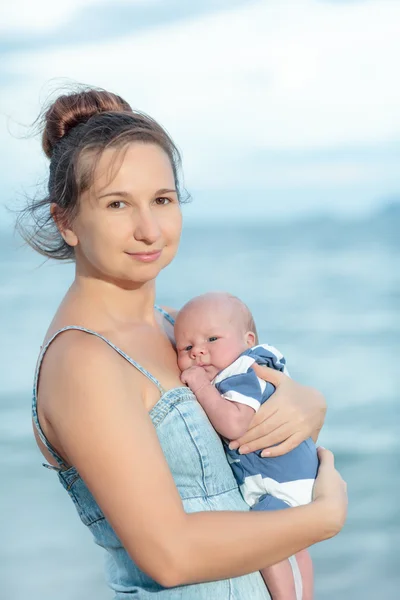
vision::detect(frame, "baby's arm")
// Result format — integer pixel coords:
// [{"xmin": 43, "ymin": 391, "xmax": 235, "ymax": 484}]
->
[{"xmin": 181, "ymin": 366, "xmax": 255, "ymax": 440}]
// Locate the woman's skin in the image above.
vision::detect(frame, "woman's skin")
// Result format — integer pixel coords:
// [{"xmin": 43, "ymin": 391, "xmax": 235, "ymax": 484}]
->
[
  {"xmin": 33, "ymin": 141, "xmax": 347, "ymax": 588},
  {"xmin": 231, "ymin": 362, "xmax": 326, "ymax": 457}
]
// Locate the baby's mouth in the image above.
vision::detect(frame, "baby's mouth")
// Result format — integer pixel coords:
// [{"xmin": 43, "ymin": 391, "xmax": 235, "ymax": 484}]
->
[{"xmin": 197, "ymin": 361, "xmax": 210, "ymax": 368}]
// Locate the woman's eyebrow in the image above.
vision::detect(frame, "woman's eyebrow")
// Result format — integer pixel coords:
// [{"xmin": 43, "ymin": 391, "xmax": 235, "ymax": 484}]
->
[
  {"xmin": 155, "ymin": 188, "xmax": 177, "ymax": 195},
  {"xmin": 98, "ymin": 188, "xmax": 177, "ymax": 200},
  {"xmin": 98, "ymin": 190, "xmax": 130, "ymax": 200}
]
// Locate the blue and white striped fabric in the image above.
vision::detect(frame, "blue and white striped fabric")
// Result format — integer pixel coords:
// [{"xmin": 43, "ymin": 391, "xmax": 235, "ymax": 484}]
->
[
  {"xmin": 213, "ymin": 344, "xmax": 319, "ymax": 511},
  {"xmin": 212, "ymin": 344, "xmax": 287, "ymax": 412}
]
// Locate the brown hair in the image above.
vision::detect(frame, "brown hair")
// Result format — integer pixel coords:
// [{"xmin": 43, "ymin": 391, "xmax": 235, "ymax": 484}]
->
[{"xmin": 16, "ymin": 87, "xmax": 186, "ymax": 261}]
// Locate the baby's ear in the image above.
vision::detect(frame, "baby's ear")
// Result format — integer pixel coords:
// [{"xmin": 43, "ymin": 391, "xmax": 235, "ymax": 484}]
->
[{"xmin": 244, "ymin": 331, "xmax": 256, "ymax": 347}]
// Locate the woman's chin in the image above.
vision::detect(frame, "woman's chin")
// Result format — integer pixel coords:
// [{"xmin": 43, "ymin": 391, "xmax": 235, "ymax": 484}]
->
[{"xmin": 126, "ymin": 249, "xmax": 176, "ymax": 277}]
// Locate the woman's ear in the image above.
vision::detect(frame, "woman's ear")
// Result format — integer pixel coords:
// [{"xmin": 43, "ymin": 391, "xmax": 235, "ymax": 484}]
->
[
  {"xmin": 50, "ymin": 203, "xmax": 78, "ymax": 247},
  {"xmin": 245, "ymin": 331, "xmax": 256, "ymax": 348}
]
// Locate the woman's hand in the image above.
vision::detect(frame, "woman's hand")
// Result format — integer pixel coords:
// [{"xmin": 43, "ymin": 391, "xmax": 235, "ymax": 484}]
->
[
  {"xmin": 313, "ymin": 447, "xmax": 348, "ymax": 537},
  {"xmin": 228, "ymin": 364, "xmax": 326, "ymax": 457}
]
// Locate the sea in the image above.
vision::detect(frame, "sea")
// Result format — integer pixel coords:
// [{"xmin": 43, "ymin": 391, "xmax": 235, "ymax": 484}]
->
[{"xmin": 1, "ymin": 208, "xmax": 399, "ymax": 599}]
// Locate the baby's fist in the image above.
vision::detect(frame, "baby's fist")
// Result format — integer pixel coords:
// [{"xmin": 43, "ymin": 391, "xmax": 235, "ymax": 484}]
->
[{"xmin": 180, "ymin": 366, "xmax": 210, "ymax": 394}]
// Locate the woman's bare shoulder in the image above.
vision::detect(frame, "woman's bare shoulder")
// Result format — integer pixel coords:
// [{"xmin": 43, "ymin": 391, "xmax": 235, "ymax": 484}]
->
[
  {"xmin": 42, "ymin": 327, "xmax": 115, "ymax": 365},
  {"xmin": 40, "ymin": 328, "xmax": 146, "ymax": 409}
]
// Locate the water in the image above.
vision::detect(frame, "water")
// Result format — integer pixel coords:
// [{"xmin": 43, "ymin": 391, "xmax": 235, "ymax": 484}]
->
[{"xmin": 1, "ymin": 211, "xmax": 399, "ymax": 599}]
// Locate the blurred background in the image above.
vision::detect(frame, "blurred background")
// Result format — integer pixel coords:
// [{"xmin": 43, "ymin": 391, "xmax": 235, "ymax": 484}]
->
[{"xmin": 1, "ymin": 1, "xmax": 399, "ymax": 598}]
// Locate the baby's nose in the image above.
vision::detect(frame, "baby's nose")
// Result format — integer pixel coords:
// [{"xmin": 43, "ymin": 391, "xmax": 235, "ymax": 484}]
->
[{"xmin": 190, "ymin": 346, "xmax": 205, "ymax": 359}]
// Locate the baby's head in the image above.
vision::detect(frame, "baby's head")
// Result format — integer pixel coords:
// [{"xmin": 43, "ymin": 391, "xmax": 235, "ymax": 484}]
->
[{"xmin": 175, "ymin": 292, "xmax": 258, "ymax": 380}]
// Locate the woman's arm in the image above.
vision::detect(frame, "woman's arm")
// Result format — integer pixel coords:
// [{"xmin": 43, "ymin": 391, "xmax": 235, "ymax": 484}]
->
[
  {"xmin": 229, "ymin": 365, "xmax": 327, "ymax": 457},
  {"xmin": 45, "ymin": 333, "xmax": 344, "ymax": 588}
]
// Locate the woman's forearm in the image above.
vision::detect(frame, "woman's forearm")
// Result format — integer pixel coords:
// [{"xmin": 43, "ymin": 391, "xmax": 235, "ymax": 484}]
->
[{"xmin": 166, "ymin": 500, "xmax": 338, "ymax": 587}]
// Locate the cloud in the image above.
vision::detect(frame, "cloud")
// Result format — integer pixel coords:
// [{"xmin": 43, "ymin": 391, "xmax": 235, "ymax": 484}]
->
[
  {"xmin": 0, "ymin": 0, "xmax": 249, "ymax": 52},
  {"xmin": 0, "ymin": 0, "xmax": 156, "ymax": 34},
  {"xmin": 3, "ymin": 0, "xmax": 399, "ymax": 147},
  {"xmin": 1, "ymin": 0, "xmax": 97, "ymax": 34},
  {"xmin": 1, "ymin": 0, "xmax": 399, "ymax": 224}
]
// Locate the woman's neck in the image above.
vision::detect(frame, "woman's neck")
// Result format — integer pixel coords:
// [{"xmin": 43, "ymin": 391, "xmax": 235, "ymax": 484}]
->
[{"xmin": 69, "ymin": 272, "xmax": 158, "ymax": 327}]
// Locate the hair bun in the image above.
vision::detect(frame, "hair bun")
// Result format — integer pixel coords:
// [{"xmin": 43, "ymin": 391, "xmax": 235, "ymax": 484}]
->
[{"xmin": 42, "ymin": 89, "xmax": 132, "ymax": 158}]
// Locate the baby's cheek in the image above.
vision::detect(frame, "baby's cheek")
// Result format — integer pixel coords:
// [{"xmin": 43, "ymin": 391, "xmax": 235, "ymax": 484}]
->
[
  {"xmin": 177, "ymin": 353, "xmax": 189, "ymax": 371},
  {"xmin": 220, "ymin": 342, "xmax": 243, "ymax": 366}
]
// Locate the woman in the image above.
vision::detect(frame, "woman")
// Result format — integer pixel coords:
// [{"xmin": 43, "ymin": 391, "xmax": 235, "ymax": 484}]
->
[{"xmin": 21, "ymin": 88, "xmax": 347, "ymax": 598}]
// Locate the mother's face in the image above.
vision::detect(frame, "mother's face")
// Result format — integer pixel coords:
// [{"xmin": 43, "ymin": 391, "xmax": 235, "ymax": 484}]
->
[{"xmin": 65, "ymin": 142, "xmax": 182, "ymax": 285}]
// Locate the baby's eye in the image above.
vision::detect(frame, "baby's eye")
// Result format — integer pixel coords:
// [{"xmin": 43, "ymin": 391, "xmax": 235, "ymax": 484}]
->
[
  {"xmin": 184, "ymin": 345, "xmax": 193, "ymax": 352},
  {"xmin": 208, "ymin": 336, "xmax": 218, "ymax": 342},
  {"xmin": 108, "ymin": 200, "xmax": 127, "ymax": 209}
]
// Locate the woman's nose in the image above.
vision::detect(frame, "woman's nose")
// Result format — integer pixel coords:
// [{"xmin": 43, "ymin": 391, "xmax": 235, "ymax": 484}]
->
[{"xmin": 134, "ymin": 209, "xmax": 161, "ymax": 245}]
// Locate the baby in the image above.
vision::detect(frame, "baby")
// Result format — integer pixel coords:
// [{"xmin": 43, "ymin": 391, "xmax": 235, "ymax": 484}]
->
[{"xmin": 174, "ymin": 292, "xmax": 319, "ymax": 600}]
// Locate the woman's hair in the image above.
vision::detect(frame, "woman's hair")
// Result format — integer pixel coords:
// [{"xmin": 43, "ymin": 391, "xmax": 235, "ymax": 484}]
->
[{"xmin": 16, "ymin": 87, "xmax": 185, "ymax": 261}]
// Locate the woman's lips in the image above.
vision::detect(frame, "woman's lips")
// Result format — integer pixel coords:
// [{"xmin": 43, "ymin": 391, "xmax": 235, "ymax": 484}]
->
[{"xmin": 126, "ymin": 250, "xmax": 162, "ymax": 262}]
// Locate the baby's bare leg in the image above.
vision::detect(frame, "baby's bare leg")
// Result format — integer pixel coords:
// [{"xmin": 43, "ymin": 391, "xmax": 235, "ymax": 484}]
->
[
  {"xmin": 261, "ymin": 550, "xmax": 314, "ymax": 600},
  {"xmin": 294, "ymin": 549, "xmax": 314, "ymax": 600},
  {"xmin": 260, "ymin": 559, "xmax": 297, "ymax": 599}
]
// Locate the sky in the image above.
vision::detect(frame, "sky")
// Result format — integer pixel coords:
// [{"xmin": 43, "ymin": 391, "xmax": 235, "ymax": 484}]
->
[{"xmin": 1, "ymin": 0, "xmax": 399, "ymax": 227}]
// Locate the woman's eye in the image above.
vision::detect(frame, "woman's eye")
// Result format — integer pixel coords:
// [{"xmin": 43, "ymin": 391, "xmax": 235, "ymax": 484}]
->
[
  {"xmin": 154, "ymin": 197, "xmax": 171, "ymax": 206},
  {"xmin": 108, "ymin": 201, "xmax": 126, "ymax": 209},
  {"xmin": 184, "ymin": 345, "xmax": 193, "ymax": 352},
  {"xmin": 208, "ymin": 337, "xmax": 218, "ymax": 342}
]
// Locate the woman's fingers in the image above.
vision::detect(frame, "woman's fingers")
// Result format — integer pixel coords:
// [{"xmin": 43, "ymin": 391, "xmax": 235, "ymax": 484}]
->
[
  {"xmin": 260, "ymin": 433, "xmax": 305, "ymax": 458},
  {"xmin": 312, "ymin": 447, "xmax": 348, "ymax": 536},
  {"xmin": 317, "ymin": 446, "xmax": 335, "ymax": 466},
  {"xmin": 230, "ymin": 423, "xmax": 296, "ymax": 456},
  {"xmin": 229, "ymin": 418, "xmax": 278, "ymax": 450},
  {"xmin": 313, "ymin": 447, "xmax": 347, "ymax": 502},
  {"xmin": 230, "ymin": 396, "xmax": 299, "ymax": 449},
  {"xmin": 251, "ymin": 363, "xmax": 285, "ymax": 387},
  {"xmin": 247, "ymin": 400, "xmax": 280, "ymax": 430}
]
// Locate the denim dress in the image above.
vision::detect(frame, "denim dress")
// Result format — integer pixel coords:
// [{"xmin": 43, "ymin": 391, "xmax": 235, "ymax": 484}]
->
[{"xmin": 32, "ymin": 308, "xmax": 270, "ymax": 599}]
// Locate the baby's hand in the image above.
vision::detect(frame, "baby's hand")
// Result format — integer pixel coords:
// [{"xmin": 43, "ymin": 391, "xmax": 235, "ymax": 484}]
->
[{"xmin": 180, "ymin": 366, "xmax": 211, "ymax": 394}]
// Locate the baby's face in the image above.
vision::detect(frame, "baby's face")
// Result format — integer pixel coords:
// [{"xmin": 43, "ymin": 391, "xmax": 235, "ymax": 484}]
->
[{"xmin": 175, "ymin": 303, "xmax": 250, "ymax": 381}]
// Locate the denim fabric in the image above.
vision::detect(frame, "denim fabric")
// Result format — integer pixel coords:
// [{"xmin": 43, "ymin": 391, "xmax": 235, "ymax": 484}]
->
[{"xmin": 32, "ymin": 311, "xmax": 270, "ymax": 599}]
